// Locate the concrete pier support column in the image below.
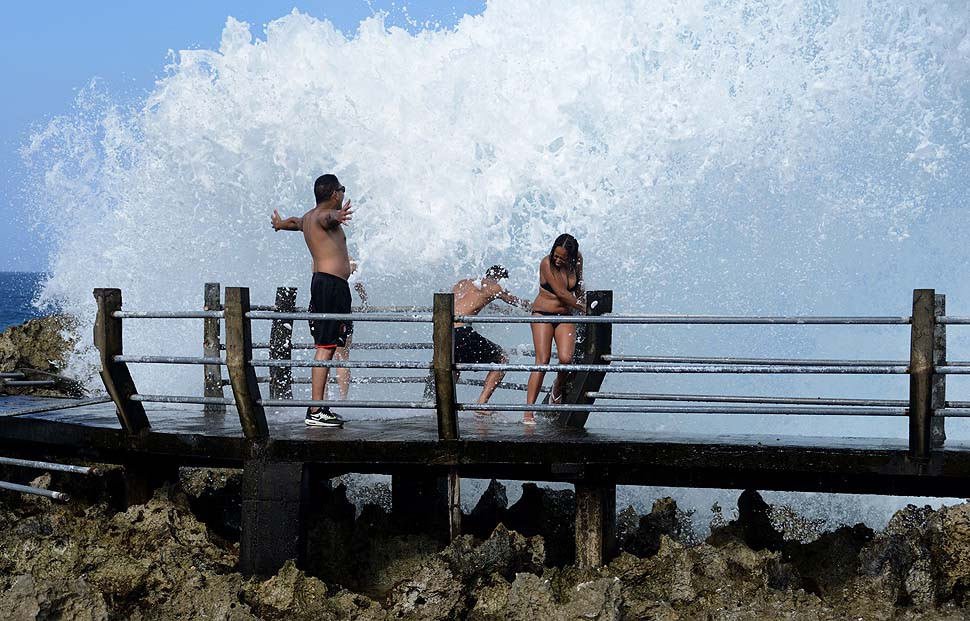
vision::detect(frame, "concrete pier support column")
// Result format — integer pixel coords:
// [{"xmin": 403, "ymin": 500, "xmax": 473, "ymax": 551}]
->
[
  {"xmin": 574, "ymin": 481, "xmax": 616, "ymax": 568},
  {"xmin": 392, "ymin": 471, "xmax": 461, "ymax": 542},
  {"xmin": 240, "ymin": 460, "xmax": 309, "ymax": 577}
]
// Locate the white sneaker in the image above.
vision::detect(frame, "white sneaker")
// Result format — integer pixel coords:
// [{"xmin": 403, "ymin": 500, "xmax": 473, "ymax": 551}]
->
[{"xmin": 305, "ymin": 407, "xmax": 345, "ymax": 428}]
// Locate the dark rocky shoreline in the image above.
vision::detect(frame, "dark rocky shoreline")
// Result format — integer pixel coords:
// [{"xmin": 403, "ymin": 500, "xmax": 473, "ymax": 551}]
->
[{"xmin": 1, "ymin": 465, "xmax": 970, "ymax": 620}]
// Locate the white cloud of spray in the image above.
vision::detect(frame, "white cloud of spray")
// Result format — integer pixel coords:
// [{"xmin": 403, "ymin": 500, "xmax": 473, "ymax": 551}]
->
[{"xmin": 20, "ymin": 0, "xmax": 969, "ymax": 420}]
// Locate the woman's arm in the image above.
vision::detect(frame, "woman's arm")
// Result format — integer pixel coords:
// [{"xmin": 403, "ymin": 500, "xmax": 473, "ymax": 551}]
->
[{"xmin": 540, "ymin": 259, "xmax": 584, "ymax": 311}]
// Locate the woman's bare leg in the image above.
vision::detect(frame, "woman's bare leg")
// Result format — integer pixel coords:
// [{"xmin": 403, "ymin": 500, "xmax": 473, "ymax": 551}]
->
[
  {"xmin": 526, "ymin": 322, "xmax": 554, "ymax": 423},
  {"xmin": 551, "ymin": 323, "xmax": 577, "ymax": 402}
]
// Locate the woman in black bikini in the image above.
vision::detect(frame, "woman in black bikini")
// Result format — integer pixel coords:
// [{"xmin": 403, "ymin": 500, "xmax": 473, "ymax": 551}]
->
[{"xmin": 525, "ymin": 233, "xmax": 585, "ymax": 425}]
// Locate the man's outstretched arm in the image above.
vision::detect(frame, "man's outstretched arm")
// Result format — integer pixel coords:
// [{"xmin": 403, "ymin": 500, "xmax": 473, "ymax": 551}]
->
[
  {"xmin": 271, "ymin": 209, "xmax": 303, "ymax": 231},
  {"xmin": 496, "ymin": 288, "xmax": 532, "ymax": 312}
]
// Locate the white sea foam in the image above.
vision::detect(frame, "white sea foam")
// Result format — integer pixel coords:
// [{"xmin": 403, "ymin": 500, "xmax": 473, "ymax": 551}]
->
[{"xmin": 20, "ymin": 1, "xmax": 969, "ymax": 425}]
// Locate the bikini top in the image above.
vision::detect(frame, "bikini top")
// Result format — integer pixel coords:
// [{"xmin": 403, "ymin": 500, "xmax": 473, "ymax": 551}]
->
[{"xmin": 540, "ymin": 279, "xmax": 579, "ymax": 294}]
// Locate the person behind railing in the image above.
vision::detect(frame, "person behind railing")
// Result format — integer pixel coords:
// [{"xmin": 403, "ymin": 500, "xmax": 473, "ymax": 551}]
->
[
  {"xmin": 525, "ymin": 234, "xmax": 585, "ymax": 425},
  {"xmin": 270, "ymin": 174, "xmax": 355, "ymax": 428},
  {"xmin": 451, "ymin": 265, "xmax": 532, "ymax": 414},
  {"xmin": 333, "ymin": 258, "xmax": 368, "ymax": 400}
]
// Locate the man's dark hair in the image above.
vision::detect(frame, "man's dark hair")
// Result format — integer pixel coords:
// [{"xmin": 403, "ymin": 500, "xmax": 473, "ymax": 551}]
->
[
  {"xmin": 314, "ymin": 174, "xmax": 341, "ymax": 204},
  {"xmin": 549, "ymin": 233, "xmax": 579, "ymax": 270},
  {"xmin": 485, "ymin": 265, "xmax": 509, "ymax": 281}
]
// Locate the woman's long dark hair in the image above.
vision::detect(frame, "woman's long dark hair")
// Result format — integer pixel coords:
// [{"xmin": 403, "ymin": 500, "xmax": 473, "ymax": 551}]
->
[{"xmin": 549, "ymin": 233, "xmax": 579, "ymax": 271}]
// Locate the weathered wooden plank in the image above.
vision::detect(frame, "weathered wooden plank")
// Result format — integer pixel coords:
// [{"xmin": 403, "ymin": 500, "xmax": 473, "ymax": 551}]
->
[
  {"xmin": 92, "ymin": 288, "xmax": 150, "ymax": 434},
  {"xmin": 909, "ymin": 289, "xmax": 935, "ymax": 460},
  {"xmin": 203, "ymin": 283, "xmax": 226, "ymax": 417},
  {"xmin": 224, "ymin": 287, "xmax": 269, "ymax": 439},
  {"xmin": 932, "ymin": 293, "xmax": 946, "ymax": 449},
  {"xmin": 433, "ymin": 293, "xmax": 459, "ymax": 440},
  {"xmin": 557, "ymin": 290, "xmax": 614, "ymax": 428}
]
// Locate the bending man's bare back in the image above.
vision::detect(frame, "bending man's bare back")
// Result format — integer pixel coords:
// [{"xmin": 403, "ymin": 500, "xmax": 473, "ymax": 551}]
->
[{"xmin": 451, "ymin": 266, "xmax": 530, "ymax": 410}]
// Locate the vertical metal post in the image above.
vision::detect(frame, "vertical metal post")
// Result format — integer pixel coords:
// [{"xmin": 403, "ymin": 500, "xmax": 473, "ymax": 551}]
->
[
  {"xmin": 909, "ymin": 289, "xmax": 935, "ymax": 461},
  {"xmin": 558, "ymin": 290, "xmax": 614, "ymax": 428},
  {"xmin": 433, "ymin": 292, "xmax": 458, "ymax": 440},
  {"xmin": 93, "ymin": 288, "xmax": 150, "ymax": 434},
  {"xmin": 269, "ymin": 287, "xmax": 297, "ymax": 400},
  {"xmin": 224, "ymin": 287, "xmax": 269, "ymax": 439},
  {"xmin": 203, "ymin": 283, "xmax": 226, "ymax": 416},
  {"xmin": 931, "ymin": 293, "xmax": 946, "ymax": 449}
]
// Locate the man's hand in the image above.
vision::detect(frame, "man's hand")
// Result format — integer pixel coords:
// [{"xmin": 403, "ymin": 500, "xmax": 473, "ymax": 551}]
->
[
  {"xmin": 335, "ymin": 199, "xmax": 354, "ymax": 225},
  {"xmin": 271, "ymin": 209, "xmax": 303, "ymax": 231}
]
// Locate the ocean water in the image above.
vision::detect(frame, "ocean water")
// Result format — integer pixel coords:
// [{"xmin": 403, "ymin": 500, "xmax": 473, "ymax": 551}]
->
[
  {"xmin": 14, "ymin": 1, "xmax": 970, "ymax": 528},
  {"xmin": 0, "ymin": 272, "xmax": 47, "ymax": 332}
]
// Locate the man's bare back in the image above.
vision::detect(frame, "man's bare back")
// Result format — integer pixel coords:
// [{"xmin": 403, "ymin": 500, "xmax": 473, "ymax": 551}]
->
[{"xmin": 453, "ymin": 270, "xmax": 530, "ymax": 326}]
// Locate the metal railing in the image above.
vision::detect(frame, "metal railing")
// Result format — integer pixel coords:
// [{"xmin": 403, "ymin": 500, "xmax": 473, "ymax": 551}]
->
[{"xmin": 90, "ymin": 285, "xmax": 958, "ymax": 459}]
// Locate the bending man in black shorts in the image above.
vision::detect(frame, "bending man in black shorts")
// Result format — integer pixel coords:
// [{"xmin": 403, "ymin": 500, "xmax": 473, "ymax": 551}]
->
[
  {"xmin": 271, "ymin": 174, "xmax": 354, "ymax": 428},
  {"xmin": 452, "ymin": 266, "xmax": 531, "ymax": 411}
]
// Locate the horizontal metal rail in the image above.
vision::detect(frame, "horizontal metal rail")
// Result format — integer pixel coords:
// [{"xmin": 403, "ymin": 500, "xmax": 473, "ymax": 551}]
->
[
  {"xmin": 254, "ymin": 375, "xmax": 428, "ymax": 385},
  {"xmin": 2, "ymin": 380, "xmax": 56, "ymax": 387},
  {"xmin": 251, "ymin": 360, "xmax": 432, "ymax": 370},
  {"xmin": 115, "ymin": 355, "xmax": 224, "ymax": 366},
  {"xmin": 353, "ymin": 305, "xmax": 432, "ymax": 312},
  {"xmin": 259, "ymin": 399, "xmax": 435, "ymax": 409},
  {"xmin": 113, "ymin": 310, "xmax": 224, "ymax": 319},
  {"xmin": 0, "ymin": 396, "xmax": 113, "ymax": 418},
  {"xmin": 0, "ymin": 372, "xmax": 25, "ymax": 379},
  {"xmin": 935, "ymin": 366, "xmax": 970, "ymax": 375},
  {"xmin": 247, "ymin": 311, "xmax": 432, "ymax": 323},
  {"xmin": 587, "ymin": 392, "xmax": 909, "ymax": 407},
  {"xmin": 937, "ymin": 408, "xmax": 970, "ymax": 417},
  {"xmin": 0, "ymin": 480, "xmax": 69, "ymax": 501},
  {"xmin": 247, "ymin": 341, "xmax": 436, "ymax": 351},
  {"xmin": 132, "ymin": 394, "xmax": 235, "ymax": 405},
  {"xmin": 938, "ymin": 317, "xmax": 970, "ymax": 325},
  {"xmin": 455, "ymin": 315, "xmax": 912, "ymax": 325},
  {"xmin": 603, "ymin": 355, "xmax": 909, "ymax": 366},
  {"xmin": 455, "ymin": 363, "xmax": 909, "ymax": 374},
  {"xmin": 462, "ymin": 403, "xmax": 908, "ymax": 415},
  {"xmin": 0, "ymin": 456, "xmax": 97, "ymax": 476}
]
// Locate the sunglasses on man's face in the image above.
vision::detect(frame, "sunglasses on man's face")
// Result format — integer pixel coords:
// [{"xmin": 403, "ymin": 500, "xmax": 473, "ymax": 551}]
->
[{"xmin": 336, "ymin": 186, "xmax": 346, "ymax": 193}]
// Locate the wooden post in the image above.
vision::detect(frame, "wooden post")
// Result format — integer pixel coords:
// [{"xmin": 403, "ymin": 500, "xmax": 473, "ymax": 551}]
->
[
  {"xmin": 433, "ymin": 292, "xmax": 458, "ymax": 440},
  {"xmin": 93, "ymin": 288, "xmax": 150, "ymax": 434},
  {"xmin": 932, "ymin": 293, "xmax": 946, "ymax": 449},
  {"xmin": 203, "ymin": 283, "xmax": 226, "ymax": 416},
  {"xmin": 557, "ymin": 290, "xmax": 614, "ymax": 428},
  {"xmin": 447, "ymin": 469, "xmax": 462, "ymax": 541},
  {"xmin": 224, "ymin": 287, "xmax": 269, "ymax": 439},
  {"xmin": 909, "ymin": 289, "xmax": 935, "ymax": 461},
  {"xmin": 269, "ymin": 287, "xmax": 297, "ymax": 400},
  {"xmin": 574, "ymin": 481, "xmax": 616, "ymax": 568}
]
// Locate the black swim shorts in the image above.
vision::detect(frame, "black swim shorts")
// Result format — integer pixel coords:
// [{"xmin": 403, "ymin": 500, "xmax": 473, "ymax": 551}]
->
[
  {"xmin": 308, "ymin": 272, "xmax": 352, "ymax": 349},
  {"xmin": 454, "ymin": 326, "xmax": 505, "ymax": 364}
]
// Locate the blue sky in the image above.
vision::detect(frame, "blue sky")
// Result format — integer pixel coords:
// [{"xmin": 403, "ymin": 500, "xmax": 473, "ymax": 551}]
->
[{"xmin": 0, "ymin": 1, "xmax": 484, "ymax": 272}]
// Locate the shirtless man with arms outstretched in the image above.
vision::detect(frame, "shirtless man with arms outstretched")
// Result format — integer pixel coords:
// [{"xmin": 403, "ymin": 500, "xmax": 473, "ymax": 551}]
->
[
  {"xmin": 271, "ymin": 174, "xmax": 354, "ymax": 428},
  {"xmin": 452, "ymin": 265, "xmax": 531, "ymax": 410}
]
